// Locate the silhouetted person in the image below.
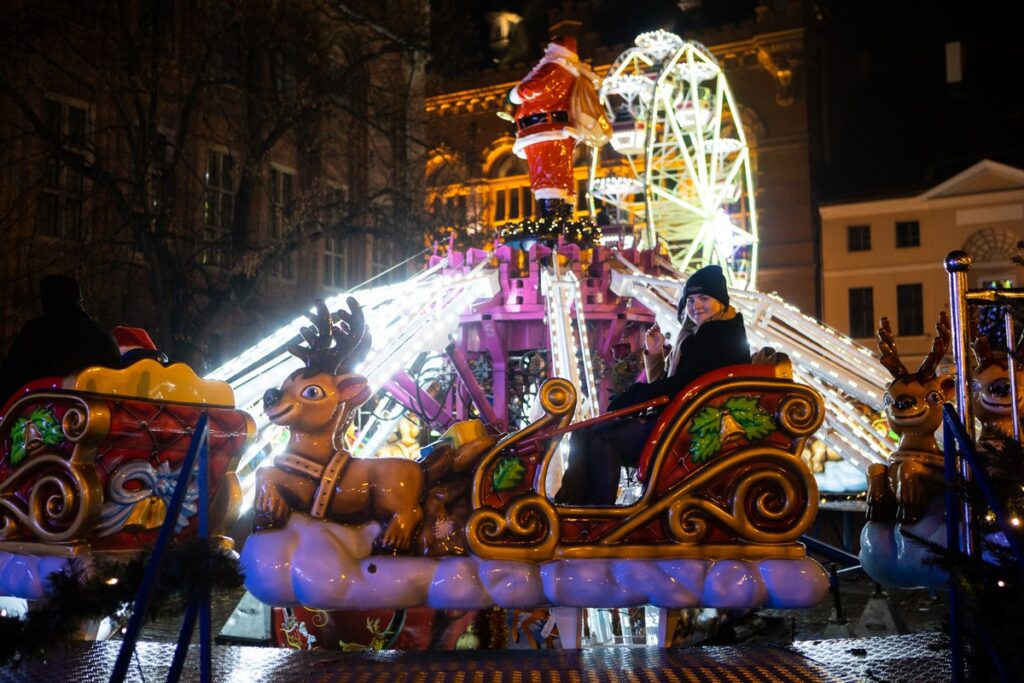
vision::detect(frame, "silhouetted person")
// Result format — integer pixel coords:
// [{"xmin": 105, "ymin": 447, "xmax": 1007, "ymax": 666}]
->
[{"xmin": 0, "ymin": 275, "xmax": 121, "ymax": 407}]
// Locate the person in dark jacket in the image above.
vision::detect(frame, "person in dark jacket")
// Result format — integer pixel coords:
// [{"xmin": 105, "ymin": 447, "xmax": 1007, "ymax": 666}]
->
[
  {"xmin": 555, "ymin": 264, "xmax": 750, "ymax": 505},
  {"xmin": 0, "ymin": 275, "xmax": 122, "ymax": 407}
]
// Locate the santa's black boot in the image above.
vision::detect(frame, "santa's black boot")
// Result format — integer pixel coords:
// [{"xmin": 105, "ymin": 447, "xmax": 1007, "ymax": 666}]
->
[{"xmin": 538, "ymin": 197, "xmax": 565, "ymax": 219}]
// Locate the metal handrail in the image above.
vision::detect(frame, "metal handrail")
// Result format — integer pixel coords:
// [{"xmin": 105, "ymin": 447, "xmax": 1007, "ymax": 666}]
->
[{"xmin": 110, "ymin": 412, "xmax": 212, "ymax": 683}]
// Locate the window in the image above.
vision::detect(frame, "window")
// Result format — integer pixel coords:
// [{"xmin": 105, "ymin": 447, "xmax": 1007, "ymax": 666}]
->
[
  {"xmin": 897, "ymin": 284, "xmax": 923, "ymax": 336},
  {"xmin": 323, "ymin": 234, "xmax": 349, "ymax": 291},
  {"xmin": 494, "ymin": 190, "xmax": 506, "ymax": 222},
  {"xmin": 896, "ymin": 220, "xmax": 920, "ymax": 248},
  {"xmin": 38, "ymin": 98, "xmax": 89, "ymax": 240},
  {"xmin": 945, "ymin": 41, "xmax": 963, "ymax": 84},
  {"xmin": 847, "ymin": 225, "xmax": 871, "ymax": 252},
  {"xmin": 849, "ymin": 287, "xmax": 874, "ymax": 338},
  {"xmin": 270, "ymin": 167, "xmax": 295, "ymax": 279},
  {"xmin": 371, "ymin": 234, "xmax": 394, "ymax": 283},
  {"xmin": 203, "ymin": 150, "xmax": 234, "ymax": 267},
  {"xmin": 323, "ymin": 186, "xmax": 349, "ymax": 290}
]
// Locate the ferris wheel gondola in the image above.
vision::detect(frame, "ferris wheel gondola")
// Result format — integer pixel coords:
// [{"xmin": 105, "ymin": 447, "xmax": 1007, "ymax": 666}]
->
[{"xmin": 589, "ymin": 30, "xmax": 758, "ymax": 289}]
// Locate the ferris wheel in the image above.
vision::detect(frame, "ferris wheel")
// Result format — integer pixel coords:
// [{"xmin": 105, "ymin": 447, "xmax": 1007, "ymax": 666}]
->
[{"xmin": 588, "ymin": 30, "xmax": 758, "ymax": 289}]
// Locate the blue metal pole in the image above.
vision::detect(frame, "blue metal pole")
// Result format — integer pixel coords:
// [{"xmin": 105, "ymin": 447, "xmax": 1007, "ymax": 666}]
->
[
  {"xmin": 197, "ymin": 426, "xmax": 211, "ymax": 683},
  {"xmin": 943, "ymin": 418, "xmax": 964, "ymax": 683},
  {"xmin": 944, "ymin": 405, "xmax": 1024, "ymax": 571},
  {"xmin": 166, "ymin": 424, "xmax": 212, "ymax": 683},
  {"xmin": 109, "ymin": 412, "xmax": 210, "ymax": 683}
]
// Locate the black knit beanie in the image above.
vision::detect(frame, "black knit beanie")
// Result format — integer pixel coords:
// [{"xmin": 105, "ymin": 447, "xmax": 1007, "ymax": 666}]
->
[{"xmin": 677, "ymin": 265, "xmax": 729, "ymax": 320}]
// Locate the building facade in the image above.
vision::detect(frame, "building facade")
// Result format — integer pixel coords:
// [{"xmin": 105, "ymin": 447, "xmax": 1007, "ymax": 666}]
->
[
  {"xmin": 0, "ymin": 0, "xmax": 427, "ymax": 368},
  {"xmin": 820, "ymin": 160, "xmax": 1024, "ymax": 363}
]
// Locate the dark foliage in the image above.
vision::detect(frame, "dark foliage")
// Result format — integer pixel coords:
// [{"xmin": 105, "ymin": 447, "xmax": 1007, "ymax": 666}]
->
[{"xmin": 0, "ymin": 537, "xmax": 243, "ymax": 667}]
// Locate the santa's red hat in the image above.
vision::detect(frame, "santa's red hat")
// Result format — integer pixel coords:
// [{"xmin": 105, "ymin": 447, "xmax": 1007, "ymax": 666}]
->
[
  {"xmin": 549, "ymin": 35, "xmax": 578, "ymax": 55},
  {"xmin": 113, "ymin": 326, "xmax": 158, "ymax": 354}
]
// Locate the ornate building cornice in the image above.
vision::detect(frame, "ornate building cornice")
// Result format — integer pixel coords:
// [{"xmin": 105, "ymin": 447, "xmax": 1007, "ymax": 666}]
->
[{"xmin": 426, "ymin": 28, "xmax": 805, "ymax": 117}]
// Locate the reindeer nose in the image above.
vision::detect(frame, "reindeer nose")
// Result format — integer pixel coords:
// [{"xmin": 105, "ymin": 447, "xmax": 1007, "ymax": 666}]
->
[
  {"xmin": 263, "ymin": 388, "xmax": 283, "ymax": 410},
  {"xmin": 989, "ymin": 378, "xmax": 1011, "ymax": 398},
  {"xmin": 894, "ymin": 395, "xmax": 917, "ymax": 411}
]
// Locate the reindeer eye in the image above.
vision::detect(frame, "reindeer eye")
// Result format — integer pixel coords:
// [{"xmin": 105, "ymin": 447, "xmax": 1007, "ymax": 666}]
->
[
  {"xmin": 301, "ymin": 385, "xmax": 326, "ymax": 400},
  {"xmin": 926, "ymin": 390, "xmax": 942, "ymax": 404},
  {"xmin": 882, "ymin": 393, "xmax": 893, "ymax": 408}
]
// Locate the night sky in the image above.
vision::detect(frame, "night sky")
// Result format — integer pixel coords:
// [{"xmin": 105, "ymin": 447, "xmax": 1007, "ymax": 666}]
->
[{"xmin": 429, "ymin": 0, "xmax": 1024, "ymax": 201}]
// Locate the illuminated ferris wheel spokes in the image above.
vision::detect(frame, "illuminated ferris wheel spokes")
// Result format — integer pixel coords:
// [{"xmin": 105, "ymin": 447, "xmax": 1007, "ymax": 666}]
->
[{"xmin": 591, "ymin": 31, "xmax": 758, "ymax": 289}]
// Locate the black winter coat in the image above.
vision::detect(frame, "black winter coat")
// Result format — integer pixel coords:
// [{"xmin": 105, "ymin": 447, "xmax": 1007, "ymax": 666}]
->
[
  {"xmin": 0, "ymin": 310, "xmax": 121, "ymax": 406},
  {"xmin": 608, "ymin": 312, "xmax": 750, "ymax": 411}
]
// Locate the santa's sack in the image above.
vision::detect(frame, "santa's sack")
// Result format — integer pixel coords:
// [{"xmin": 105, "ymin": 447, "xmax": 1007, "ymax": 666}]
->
[{"xmin": 570, "ymin": 73, "xmax": 611, "ymax": 148}]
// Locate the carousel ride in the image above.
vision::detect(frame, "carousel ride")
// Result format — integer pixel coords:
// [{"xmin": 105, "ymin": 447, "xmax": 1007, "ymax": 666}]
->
[
  {"xmin": 215, "ymin": 31, "xmax": 895, "ymax": 644},
  {"xmin": 0, "ymin": 31, "xmax": 916, "ymax": 650}
]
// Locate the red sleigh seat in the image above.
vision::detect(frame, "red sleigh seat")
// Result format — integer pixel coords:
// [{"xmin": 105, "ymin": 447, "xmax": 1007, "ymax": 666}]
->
[{"xmin": 0, "ymin": 359, "xmax": 255, "ymax": 554}]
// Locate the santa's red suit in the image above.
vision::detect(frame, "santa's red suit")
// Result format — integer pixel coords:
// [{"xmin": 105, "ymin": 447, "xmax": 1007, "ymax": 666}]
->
[{"xmin": 509, "ymin": 38, "xmax": 582, "ymax": 206}]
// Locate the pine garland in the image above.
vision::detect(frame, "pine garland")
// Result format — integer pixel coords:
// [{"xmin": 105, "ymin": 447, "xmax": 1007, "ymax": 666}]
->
[
  {"xmin": 0, "ymin": 537, "xmax": 243, "ymax": 667},
  {"xmin": 499, "ymin": 215, "xmax": 602, "ymax": 248}
]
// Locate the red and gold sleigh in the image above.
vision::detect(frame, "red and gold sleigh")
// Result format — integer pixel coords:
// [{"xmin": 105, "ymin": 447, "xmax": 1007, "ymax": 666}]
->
[
  {"xmin": 467, "ymin": 355, "xmax": 824, "ymax": 561},
  {"xmin": 241, "ymin": 353, "xmax": 828, "ymax": 624},
  {"xmin": 0, "ymin": 359, "xmax": 254, "ymax": 578}
]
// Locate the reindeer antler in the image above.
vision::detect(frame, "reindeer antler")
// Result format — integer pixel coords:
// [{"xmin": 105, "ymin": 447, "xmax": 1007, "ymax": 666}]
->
[
  {"xmin": 917, "ymin": 310, "xmax": 951, "ymax": 380},
  {"xmin": 288, "ymin": 297, "xmax": 372, "ymax": 375},
  {"xmin": 877, "ymin": 317, "xmax": 908, "ymax": 379}
]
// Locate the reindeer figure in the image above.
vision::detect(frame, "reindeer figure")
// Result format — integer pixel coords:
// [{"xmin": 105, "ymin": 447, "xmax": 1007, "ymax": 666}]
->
[
  {"xmin": 867, "ymin": 312, "xmax": 951, "ymax": 524},
  {"xmin": 253, "ymin": 297, "xmax": 425, "ymax": 550},
  {"xmin": 971, "ymin": 334, "xmax": 1023, "ymax": 443}
]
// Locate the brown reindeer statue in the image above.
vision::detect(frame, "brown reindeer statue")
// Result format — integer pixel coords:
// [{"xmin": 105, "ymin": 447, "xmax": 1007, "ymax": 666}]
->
[
  {"xmin": 866, "ymin": 312, "xmax": 952, "ymax": 524},
  {"xmin": 253, "ymin": 297, "xmax": 426, "ymax": 549},
  {"xmin": 253, "ymin": 297, "xmax": 496, "ymax": 554},
  {"xmin": 971, "ymin": 334, "xmax": 1023, "ymax": 444}
]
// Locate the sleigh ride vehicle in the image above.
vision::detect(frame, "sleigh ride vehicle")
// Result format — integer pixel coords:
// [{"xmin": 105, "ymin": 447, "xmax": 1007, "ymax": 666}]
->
[
  {"xmin": 241, "ymin": 298, "xmax": 831, "ymax": 631},
  {"xmin": 0, "ymin": 357, "xmax": 255, "ymax": 599}
]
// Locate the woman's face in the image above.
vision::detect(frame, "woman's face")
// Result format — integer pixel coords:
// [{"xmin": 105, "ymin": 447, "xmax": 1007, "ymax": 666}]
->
[{"xmin": 685, "ymin": 293, "xmax": 724, "ymax": 325}]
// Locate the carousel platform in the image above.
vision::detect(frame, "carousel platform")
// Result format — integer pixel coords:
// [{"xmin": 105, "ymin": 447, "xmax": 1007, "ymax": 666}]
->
[{"xmin": 0, "ymin": 632, "xmax": 950, "ymax": 682}]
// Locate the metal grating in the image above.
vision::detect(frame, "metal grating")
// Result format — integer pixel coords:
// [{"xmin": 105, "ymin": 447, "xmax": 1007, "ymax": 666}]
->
[{"xmin": 0, "ymin": 633, "xmax": 954, "ymax": 683}]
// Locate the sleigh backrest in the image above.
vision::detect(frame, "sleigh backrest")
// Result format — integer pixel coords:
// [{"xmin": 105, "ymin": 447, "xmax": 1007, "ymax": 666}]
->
[
  {"xmin": 634, "ymin": 360, "xmax": 803, "ymax": 486},
  {"xmin": 0, "ymin": 359, "xmax": 254, "ymax": 551}
]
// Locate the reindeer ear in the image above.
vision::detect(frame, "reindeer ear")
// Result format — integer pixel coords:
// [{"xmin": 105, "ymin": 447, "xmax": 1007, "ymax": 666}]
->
[{"xmin": 940, "ymin": 376, "xmax": 956, "ymax": 401}]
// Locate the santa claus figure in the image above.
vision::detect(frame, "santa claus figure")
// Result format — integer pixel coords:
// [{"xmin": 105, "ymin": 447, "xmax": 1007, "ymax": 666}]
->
[{"xmin": 509, "ymin": 35, "xmax": 591, "ymax": 219}]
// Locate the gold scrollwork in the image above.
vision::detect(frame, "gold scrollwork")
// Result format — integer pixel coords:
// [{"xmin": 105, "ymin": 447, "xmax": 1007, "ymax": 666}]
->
[
  {"xmin": 61, "ymin": 406, "xmax": 88, "ymax": 441},
  {"xmin": 538, "ymin": 378, "xmax": 576, "ymax": 417},
  {"xmin": 472, "ymin": 379, "xmax": 575, "ymax": 508},
  {"xmin": 0, "ymin": 453, "xmax": 102, "ymax": 543},
  {"xmin": 665, "ymin": 451, "xmax": 816, "ymax": 545},
  {"xmin": 466, "ymin": 494, "xmax": 559, "ymax": 561},
  {"xmin": 605, "ymin": 448, "xmax": 816, "ymax": 548},
  {"xmin": 775, "ymin": 392, "xmax": 823, "ymax": 436}
]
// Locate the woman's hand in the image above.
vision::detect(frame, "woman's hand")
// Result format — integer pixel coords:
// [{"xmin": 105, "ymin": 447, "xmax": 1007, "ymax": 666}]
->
[{"xmin": 644, "ymin": 324, "xmax": 664, "ymax": 355}]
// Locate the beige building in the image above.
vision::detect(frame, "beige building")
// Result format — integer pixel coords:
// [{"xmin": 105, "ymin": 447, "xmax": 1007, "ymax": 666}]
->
[{"xmin": 820, "ymin": 160, "xmax": 1024, "ymax": 363}]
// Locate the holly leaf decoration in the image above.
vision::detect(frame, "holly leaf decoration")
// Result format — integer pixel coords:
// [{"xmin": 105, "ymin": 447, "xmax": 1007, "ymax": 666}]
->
[
  {"xmin": 9, "ymin": 417, "xmax": 28, "ymax": 466},
  {"xmin": 492, "ymin": 456, "xmax": 526, "ymax": 491},
  {"xmin": 8, "ymin": 408, "xmax": 63, "ymax": 467},
  {"xmin": 689, "ymin": 406, "xmax": 723, "ymax": 462},
  {"xmin": 31, "ymin": 408, "xmax": 64, "ymax": 445},
  {"xmin": 724, "ymin": 395, "xmax": 776, "ymax": 440}
]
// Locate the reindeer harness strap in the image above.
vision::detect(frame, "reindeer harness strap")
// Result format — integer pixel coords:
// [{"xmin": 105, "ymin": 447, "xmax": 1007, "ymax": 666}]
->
[
  {"xmin": 274, "ymin": 454, "xmax": 325, "ymax": 479},
  {"xmin": 310, "ymin": 450, "xmax": 349, "ymax": 519}
]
